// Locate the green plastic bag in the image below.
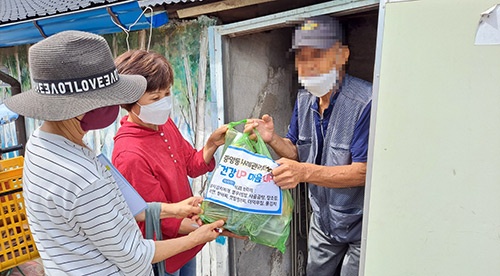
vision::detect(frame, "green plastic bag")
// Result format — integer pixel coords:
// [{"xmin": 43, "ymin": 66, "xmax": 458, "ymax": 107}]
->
[{"xmin": 201, "ymin": 120, "xmax": 294, "ymax": 253}]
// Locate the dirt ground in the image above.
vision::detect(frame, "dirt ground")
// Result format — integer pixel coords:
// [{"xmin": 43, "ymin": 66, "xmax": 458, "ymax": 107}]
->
[{"xmin": 0, "ymin": 258, "xmax": 44, "ymax": 276}]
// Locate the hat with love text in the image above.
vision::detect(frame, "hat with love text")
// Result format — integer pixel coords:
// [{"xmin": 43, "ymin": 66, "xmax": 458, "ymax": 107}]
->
[{"xmin": 4, "ymin": 30, "xmax": 146, "ymax": 121}]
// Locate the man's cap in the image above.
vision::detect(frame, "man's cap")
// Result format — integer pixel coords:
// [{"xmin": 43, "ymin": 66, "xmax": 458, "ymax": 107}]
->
[
  {"xmin": 293, "ymin": 16, "xmax": 343, "ymax": 50},
  {"xmin": 4, "ymin": 30, "xmax": 146, "ymax": 121}
]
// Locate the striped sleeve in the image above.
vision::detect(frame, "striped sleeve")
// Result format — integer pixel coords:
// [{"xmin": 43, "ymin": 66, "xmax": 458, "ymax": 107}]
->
[{"xmin": 72, "ymin": 178, "xmax": 155, "ymax": 275}]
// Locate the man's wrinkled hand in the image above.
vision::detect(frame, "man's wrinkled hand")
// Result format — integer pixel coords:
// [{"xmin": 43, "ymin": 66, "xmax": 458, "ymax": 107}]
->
[
  {"xmin": 244, "ymin": 114, "xmax": 275, "ymax": 143},
  {"xmin": 272, "ymin": 158, "xmax": 306, "ymax": 189}
]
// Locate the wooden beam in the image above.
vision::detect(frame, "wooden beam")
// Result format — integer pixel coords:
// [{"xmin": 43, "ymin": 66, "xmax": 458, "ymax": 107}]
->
[
  {"xmin": 177, "ymin": 0, "xmax": 276, "ymax": 19},
  {"xmin": 215, "ymin": 0, "xmax": 379, "ymax": 37}
]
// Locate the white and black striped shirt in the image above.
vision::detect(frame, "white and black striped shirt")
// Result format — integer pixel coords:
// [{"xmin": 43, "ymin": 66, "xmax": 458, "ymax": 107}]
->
[{"xmin": 23, "ymin": 129, "xmax": 155, "ymax": 276}]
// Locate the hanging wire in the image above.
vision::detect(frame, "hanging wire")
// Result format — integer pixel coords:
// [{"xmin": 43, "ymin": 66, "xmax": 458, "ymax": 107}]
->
[
  {"xmin": 147, "ymin": 8, "xmax": 154, "ymax": 51},
  {"xmin": 109, "ymin": 6, "xmax": 154, "ymax": 51}
]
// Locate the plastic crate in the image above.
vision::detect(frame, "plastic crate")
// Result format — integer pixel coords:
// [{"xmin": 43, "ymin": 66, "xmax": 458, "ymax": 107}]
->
[
  {"xmin": 0, "ymin": 156, "xmax": 23, "ymax": 172},
  {"xmin": 0, "ymin": 156, "xmax": 39, "ymax": 272}
]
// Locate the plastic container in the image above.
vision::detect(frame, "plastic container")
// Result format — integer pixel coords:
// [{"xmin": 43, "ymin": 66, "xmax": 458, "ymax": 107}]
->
[{"xmin": 201, "ymin": 121, "xmax": 294, "ymax": 253}]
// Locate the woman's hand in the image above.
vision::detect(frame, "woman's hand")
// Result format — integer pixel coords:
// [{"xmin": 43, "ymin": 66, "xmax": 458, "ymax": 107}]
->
[
  {"xmin": 135, "ymin": 197, "xmax": 203, "ymax": 222},
  {"xmin": 152, "ymin": 219, "xmax": 225, "ymax": 262},
  {"xmin": 187, "ymin": 220, "xmax": 225, "ymax": 245},
  {"xmin": 203, "ymin": 125, "xmax": 228, "ymax": 164},
  {"xmin": 179, "ymin": 216, "xmax": 203, "ymax": 234},
  {"xmin": 206, "ymin": 125, "xmax": 228, "ymax": 149},
  {"xmin": 162, "ymin": 196, "xmax": 203, "ymax": 219}
]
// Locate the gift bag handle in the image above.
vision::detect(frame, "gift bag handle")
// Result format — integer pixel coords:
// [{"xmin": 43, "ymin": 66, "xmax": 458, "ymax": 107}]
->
[
  {"xmin": 227, "ymin": 119, "xmax": 247, "ymax": 130},
  {"xmin": 145, "ymin": 202, "xmax": 164, "ymax": 276},
  {"xmin": 227, "ymin": 119, "xmax": 271, "ymax": 157}
]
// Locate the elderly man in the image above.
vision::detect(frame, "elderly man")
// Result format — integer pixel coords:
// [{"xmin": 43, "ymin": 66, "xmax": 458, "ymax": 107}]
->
[{"xmin": 247, "ymin": 16, "xmax": 372, "ymax": 275}]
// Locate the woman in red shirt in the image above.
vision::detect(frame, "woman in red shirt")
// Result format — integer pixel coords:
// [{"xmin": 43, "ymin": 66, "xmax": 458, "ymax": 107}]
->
[{"xmin": 112, "ymin": 50, "xmax": 227, "ymax": 276}]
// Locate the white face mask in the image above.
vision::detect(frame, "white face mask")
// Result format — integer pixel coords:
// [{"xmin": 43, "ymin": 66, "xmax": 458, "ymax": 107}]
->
[
  {"xmin": 134, "ymin": 95, "xmax": 172, "ymax": 125},
  {"xmin": 298, "ymin": 67, "xmax": 339, "ymax": 97}
]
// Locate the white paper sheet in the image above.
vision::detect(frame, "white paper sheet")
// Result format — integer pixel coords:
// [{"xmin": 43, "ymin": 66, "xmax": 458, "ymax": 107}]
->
[
  {"xmin": 475, "ymin": 4, "xmax": 500, "ymax": 45},
  {"xmin": 205, "ymin": 145, "xmax": 282, "ymax": 215},
  {"xmin": 97, "ymin": 154, "xmax": 147, "ymax": 216}
]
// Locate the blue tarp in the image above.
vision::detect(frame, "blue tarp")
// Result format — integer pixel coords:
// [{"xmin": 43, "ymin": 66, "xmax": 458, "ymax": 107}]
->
[
  {"xmin": 0, "ymin": 103, "xmax": 19, "ymax": 158},
  {"xmin": 0, "ymin": 103, "xmax": 18, "ymax": 125},
  {"xmin": 0, "ymin": 1, "xmax": 168, "ymax": 48}
]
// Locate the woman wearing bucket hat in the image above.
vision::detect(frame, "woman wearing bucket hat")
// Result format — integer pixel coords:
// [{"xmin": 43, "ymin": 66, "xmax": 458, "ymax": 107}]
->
[
  {"xmin": 111, "ymin": 50, "xmax": 235, "ymax": 276},
  {"xmin": 4, "ymin": 31, "xmax": 224, "ymax": 276}
]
